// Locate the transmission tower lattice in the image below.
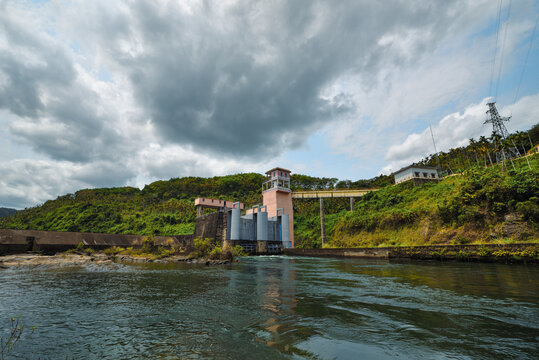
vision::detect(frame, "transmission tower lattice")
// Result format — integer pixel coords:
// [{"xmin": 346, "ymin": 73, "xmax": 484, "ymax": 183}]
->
[{"xmin": 484, "ymin": 102, "xmax": 519, "ymax": 162}]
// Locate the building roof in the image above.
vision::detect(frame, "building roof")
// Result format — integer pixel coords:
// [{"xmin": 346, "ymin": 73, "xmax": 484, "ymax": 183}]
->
[
  {"xmin": 392, "ymin": 164, "xmax": 437, "ymax": 176},
  {"xmin": 265, "ymin": 167, "xmax": 291, "ymax": 175}
]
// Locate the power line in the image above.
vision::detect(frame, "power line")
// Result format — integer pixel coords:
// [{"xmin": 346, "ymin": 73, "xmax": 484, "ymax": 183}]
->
[
  {"xmin": 494, "ymin": 0, "xmax": 513, "ymax": 101},
  {"xmin": 512, "ymin": 15, "xmax": 539, "ymax": 108},
  {"xmin": 428, "ymin": 122, "xmax": 442, "ymax": 175},
  {"xmin": 489, "ymin": 0, "xmax": 504, "ymax": 98}
]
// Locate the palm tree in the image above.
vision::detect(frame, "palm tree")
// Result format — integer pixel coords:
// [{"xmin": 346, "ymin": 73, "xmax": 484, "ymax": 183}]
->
[
  {"xmin": 480, "ymin": 135, "xmax": 494, "ymax": 166},
  {"xmin": 469, "ymin": 138, "xmax": 481, "ymax": 167},
  {"xmin": 514, "ymin": 131, "xmax": 532, "ymax": 169},
  {"xmin": 477, "ymin": 136, "xmax": 488, "ymax": 167},
  {"xmin": 515, "ymin": 131, "xmax": 529, "ymax": 155},
  {"xmin": 504, "ymin": 138, "xmax": 517, "ymax": 170}
]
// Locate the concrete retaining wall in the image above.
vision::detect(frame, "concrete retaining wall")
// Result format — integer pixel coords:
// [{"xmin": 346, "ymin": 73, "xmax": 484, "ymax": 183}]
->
[
  {"xmin": 0, "ymin": 229, "xmax": 194, "ymax": 255},
  {"xmin": 285, "ymin": 243, "xmax": 539, "ymax": 263},
  {"xmin": 1, "ymin": 210, "xmax": 227, "ymax": 255},
  {"xmin": 284, "ymin": 247, "xmax": 388, "ymax": 258},
  {"xmin": 194, "ymin": 212, "xmax": 221, "ymax": 240}
]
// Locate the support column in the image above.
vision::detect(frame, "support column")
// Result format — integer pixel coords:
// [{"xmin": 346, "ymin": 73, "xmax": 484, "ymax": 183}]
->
[
  {"xmin": 196, "ymin": 205, "xmax": 202, "ymax": 217},
  {"xmin": 350, "ymin": 197, "xmax": 354, "ymax": 212},
  {"xmin": 230, "ymin": 203, "xmax": 241, "ymax": 241},
  {"xmin": 320, "ymin": 197, "xmax": 326, "ymax": 246},
  {"xmin": 257, "ymin": 207, "xmax": 268, "ymax": 241}
]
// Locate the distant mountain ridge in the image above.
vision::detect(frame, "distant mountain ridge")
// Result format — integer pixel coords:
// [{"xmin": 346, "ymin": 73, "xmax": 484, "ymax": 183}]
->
[{"xmin": 0, "ymin": 208, "xmax": 17, "ymax": 218}]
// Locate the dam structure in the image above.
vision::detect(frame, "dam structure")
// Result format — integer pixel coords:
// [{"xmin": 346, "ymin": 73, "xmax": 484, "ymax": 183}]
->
[
  {"xmin": 226, "ymin": 203, "xmax": 291, "ymax": 254},
  {"xmin": 196, "ymin": 168, "xmax": 294, "ymax": 254},
  {"xmin": 226, "ymin": 167, "xmax": 293, "ymax": 253}
]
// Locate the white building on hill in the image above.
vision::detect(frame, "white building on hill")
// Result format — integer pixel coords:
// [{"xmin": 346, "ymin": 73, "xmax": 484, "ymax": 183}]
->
[{"xmin": 393, "ymin": 165, "xmax": 439, "ymax": 185}]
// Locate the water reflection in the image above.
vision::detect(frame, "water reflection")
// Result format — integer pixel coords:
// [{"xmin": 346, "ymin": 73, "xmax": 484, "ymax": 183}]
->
[
  {"xmin": 0, "ymin": 256, "xmax": 537, "ymax": 359},
  {"xmin": 251, "ymin": 257, "xmax": 301, "ymax": 354},
  {"xmin": 329, "ymin": 259, "xmax": 538, "ymax": 302}
]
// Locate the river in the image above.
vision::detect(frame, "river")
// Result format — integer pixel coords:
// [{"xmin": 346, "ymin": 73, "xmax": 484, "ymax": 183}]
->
[{"xmin": 0, "ymin": 256, "xmax": 537, "ymax": 359}]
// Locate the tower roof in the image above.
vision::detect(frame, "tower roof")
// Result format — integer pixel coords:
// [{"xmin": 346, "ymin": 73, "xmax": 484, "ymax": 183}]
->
[{"xmin": 265, "ymin": 167, "xmax": 291, "ymax": 175}]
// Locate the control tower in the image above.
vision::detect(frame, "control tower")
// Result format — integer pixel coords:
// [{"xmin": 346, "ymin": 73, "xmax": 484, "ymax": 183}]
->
[{"xmin": 263, "ymin": 167, "xmax": 294, "ymax": 248}]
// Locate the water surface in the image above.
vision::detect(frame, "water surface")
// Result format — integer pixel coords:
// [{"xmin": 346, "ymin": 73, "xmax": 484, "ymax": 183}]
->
[{"xmin": 0, "ymin": 256, "xmax": 537, "ymax": 359}]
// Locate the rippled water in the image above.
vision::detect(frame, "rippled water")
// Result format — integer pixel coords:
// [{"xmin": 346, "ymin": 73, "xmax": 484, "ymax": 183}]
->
[{"xmin": 0, "ymin": 256, "xmax": 538, "ymax": 359}]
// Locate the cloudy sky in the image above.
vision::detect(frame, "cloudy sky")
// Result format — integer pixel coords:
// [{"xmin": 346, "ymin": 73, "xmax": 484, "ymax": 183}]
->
[{"xmin": 1, "ymin": 0, "xmax": 538, "ymax": 209}]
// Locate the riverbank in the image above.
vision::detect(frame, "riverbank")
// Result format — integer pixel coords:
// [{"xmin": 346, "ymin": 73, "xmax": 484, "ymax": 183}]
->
[
  {"xmin": 0, "ymin": 252, "xmax": 231, "ymax": 269},
  {"xmin": 285, "ymin": 243, "xmax": 539, "ymax": 263}
]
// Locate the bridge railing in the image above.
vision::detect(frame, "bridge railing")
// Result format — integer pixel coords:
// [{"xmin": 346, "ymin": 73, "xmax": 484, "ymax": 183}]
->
[{"xmin": 291, "ymin": 189, "xmax": 378, "ymax": 199}]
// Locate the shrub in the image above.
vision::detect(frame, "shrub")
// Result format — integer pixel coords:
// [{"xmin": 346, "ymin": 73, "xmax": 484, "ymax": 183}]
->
[
  {"xmin": 189, "ymin": 237, "xmax": 215, "ymax": 259},
  {"xmin": 231, "ymin": 245, "xmax": 247, "ymax": 257},
  {"xmin": 519, "ymin": 248, "xmax": 538, "ymax": 257},
  {"xmin": 155, "ymin": 246, "xmax": 176, "ymax": 259},
  {"xmin": 104, "ymin": 246, "xmax": 125, "ymax": 255},
  {"xmin": 478, "ymin": 246, "xmax": 491, "ymax": 256},
  {"xmin": 456, "ymin": 236, "xmax": 470, "ymax": 245},
  {"xmin": 516, "ymin": 200, "xmax": 539, "ymax": 222},
  {"xmin": 209, "ymin": 246, "xmax": 222, "ymax": 259},
  {"xmin": 456, "ymin": 249, "xmax": 470, "ymax": 259},
  {"xmin": 492, "ymin": 249, "xmax": 511, "ymax": 257}
]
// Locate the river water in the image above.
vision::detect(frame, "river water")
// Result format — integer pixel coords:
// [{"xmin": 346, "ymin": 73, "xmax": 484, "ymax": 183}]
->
[{"xmin": 0, "ymin": 256, "xmax": 537, "ymax": 359}]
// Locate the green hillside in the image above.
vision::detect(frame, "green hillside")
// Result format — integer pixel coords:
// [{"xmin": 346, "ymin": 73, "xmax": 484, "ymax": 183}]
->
[
  {"xmin": 295, "ymin": 155, "xmax": 538, "ymax": 248},
  {"xmin": 2, "ymin": 125, "xmax": 538, "ymax": 247},
  {"xmin": 0, "ymin": 173, "xmax": 265, "ymax": 236},
  {"xmin": 0, "ymin": 170, "xmax": 392, "ymax": 237}
]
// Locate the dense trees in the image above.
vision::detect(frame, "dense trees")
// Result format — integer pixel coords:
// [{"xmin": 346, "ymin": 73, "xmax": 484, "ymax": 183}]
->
[
  {"xmin": 1, "ymin": 171, "xmax": 393, "ymax": 236},
  {"xmin": 419, "ymin": 124, "xmax": 537, "ymax": 174}
]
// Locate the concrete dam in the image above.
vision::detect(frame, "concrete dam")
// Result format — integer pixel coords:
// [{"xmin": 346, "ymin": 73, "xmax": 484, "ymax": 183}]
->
[{"xmin": 194, "ymin": 167, "xmax": 295, "ymax": 254}]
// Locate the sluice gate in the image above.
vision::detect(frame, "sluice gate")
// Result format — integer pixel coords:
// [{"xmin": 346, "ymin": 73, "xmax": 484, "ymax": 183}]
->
[{"xmin": 226, "ymin": 202, "xmax": 291, "ymax": 255}]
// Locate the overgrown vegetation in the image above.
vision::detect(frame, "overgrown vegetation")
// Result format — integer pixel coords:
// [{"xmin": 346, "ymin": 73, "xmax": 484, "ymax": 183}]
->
[
  {"xmin": 419, "ymin": 124, "xmax": 538, "ymax": 174},
  {"xmin": 296, "ymin": 154, "xmax": 538, "ymax": 248},
  {"xmin": 65, "ymin": 237, "xmax": 246, "ymax": 261},
  {"xmin": 188, "ymin": 237, "xmax": 246, "ymax": 260},
  {"xmin": 101, "ymin": 237, "xmax": 178, "ymax": 260},
  {"xmin": 0, "ymin": 174, "xmax": 266, "ymax": 236},
  {"xmin": 0, "ymin": 171, "xmax": 391, "ymax": 237}
]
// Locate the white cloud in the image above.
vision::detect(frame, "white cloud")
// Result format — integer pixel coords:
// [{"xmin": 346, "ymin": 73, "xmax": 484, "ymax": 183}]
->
[{"xmin": 0, "ymin": 0, "xmax": 538, "ymax": 208}]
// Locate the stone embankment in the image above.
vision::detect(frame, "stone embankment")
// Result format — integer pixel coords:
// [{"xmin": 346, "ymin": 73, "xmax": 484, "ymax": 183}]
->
[
  {"xmin": 285, "ymin": 243, "xmax": 539, "ymax": 263},
  {"xmin": 0, "ymin": 252, "xmax": 231, "ymax": 269}
]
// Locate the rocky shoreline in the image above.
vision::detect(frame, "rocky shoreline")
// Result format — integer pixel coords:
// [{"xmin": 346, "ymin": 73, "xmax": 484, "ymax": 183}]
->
[{"xmin": 0, "ymin": 252, "xmax": 232, "ymax": 269}]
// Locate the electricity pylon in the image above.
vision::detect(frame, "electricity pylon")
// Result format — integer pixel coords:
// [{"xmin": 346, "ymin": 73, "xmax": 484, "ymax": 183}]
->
[{"xmin": 484, "ymin": 102, "xmax": 519, "ymax": 162}]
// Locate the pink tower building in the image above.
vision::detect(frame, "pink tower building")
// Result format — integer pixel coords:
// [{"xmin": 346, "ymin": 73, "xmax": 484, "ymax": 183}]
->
[{"xmin": 262, "ymin": 167, "xmax": 294, "ymax": 248}]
